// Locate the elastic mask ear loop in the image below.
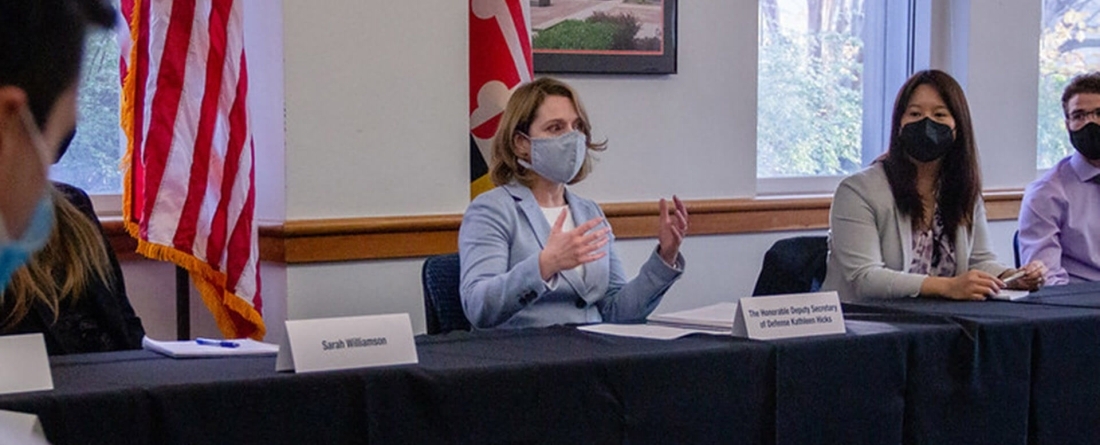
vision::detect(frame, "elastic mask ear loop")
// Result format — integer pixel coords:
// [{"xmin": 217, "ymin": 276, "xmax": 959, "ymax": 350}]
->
[
  {"xmin": 515, "ymin": 131, "xmax": 533, "ymax": 169},
  {"xmin": 19, "ymin": 106, "xmax": 54, "ymax": 172}
]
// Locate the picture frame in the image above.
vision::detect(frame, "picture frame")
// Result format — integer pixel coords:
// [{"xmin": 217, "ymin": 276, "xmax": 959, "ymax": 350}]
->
[{"xmin": 531, "ymin": 0, "xmax": 677, "ymax": 75}]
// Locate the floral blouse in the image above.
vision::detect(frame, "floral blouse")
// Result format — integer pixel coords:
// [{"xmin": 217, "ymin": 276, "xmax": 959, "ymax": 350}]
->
[{"xmin": 908, "ymin": 209, "xmax": 957, "ymax": 277}]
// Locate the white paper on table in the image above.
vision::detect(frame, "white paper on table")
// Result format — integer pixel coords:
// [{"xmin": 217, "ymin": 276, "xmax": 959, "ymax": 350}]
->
[
  {"xmin": 142, "ymin": 336, "xmax": 279, "ymax": 358},
  {"xmin": 990, "ymin": 289, "xmax": 1030, "ymax": 301},
  {"xmin": 646, "ymin": 302, "xmax": 739, "ymax": 331},
  {"xmin": 577, "ymin": 323, "xmax": 730, "ymax": 340}
]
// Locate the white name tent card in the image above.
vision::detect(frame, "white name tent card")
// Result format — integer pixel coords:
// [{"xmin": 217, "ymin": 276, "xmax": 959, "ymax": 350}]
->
[
  {"xmin": 276, "ymin": 313, "xmax": 418, "ymax": 373},
  {"xmin": 733, "ymin": 291, "xmax": 846, "ymax": 340},
  {"xmin": 0, "ymin": 410, "xmax": 48, "ymax": 444},
  {"xmin": 0, "ymin": 334, "xmax": 53, "ymax": 395}
]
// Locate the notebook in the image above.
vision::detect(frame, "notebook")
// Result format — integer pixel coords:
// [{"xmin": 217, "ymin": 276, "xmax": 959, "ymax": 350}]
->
[{"xmin": 142, "ymin": 336, "xmax": 279, "ymax": 358}]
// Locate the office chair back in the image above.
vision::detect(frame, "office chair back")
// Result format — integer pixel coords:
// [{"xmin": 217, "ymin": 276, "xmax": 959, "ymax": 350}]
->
[
  {"xmin": 421, "ymin": 253, "xmax": 472, "ymax": 335},
  {"xmin": 752, "ymin": 236, "xmax": 829, "ymax": 296},
  {"xmin": 1013, "ymin": 229, "xmax": 1021, "ymax": 269}
]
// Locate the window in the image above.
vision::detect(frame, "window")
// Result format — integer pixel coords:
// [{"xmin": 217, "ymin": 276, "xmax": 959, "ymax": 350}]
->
[
  {"xmin": 756, "ymin": 0, "xmax": 918, "ymax": 194},
  {"xmin": 1038, "ymin": 0, "xmax": 1100, "ymax": 169},
  {"xmin": 50, "ymin": 25, "xmax": 123, "ymax": 196}
]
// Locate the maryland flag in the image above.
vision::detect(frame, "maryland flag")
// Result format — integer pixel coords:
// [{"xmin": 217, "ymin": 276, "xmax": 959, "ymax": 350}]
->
[
  {"xmin": 469, "ymin": 0, "xmax": 533, "ymax": 198},
  {"xmin": 120, "ymin": 0, "xmax": 264, "ymax": 339}
]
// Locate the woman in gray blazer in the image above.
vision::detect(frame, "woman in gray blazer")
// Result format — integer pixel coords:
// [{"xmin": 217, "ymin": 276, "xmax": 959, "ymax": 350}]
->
[
  {"xmin": 823, "ymin": 70, "xmax": 1046, "ymax": 302},
  {"xmin": 459, "ymin": 78, "xmax": 687, "ymax": 329}
]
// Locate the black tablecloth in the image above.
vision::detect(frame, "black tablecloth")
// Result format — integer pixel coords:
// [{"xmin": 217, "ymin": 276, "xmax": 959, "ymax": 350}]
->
[
  {"xmin": 2, "ymin": 285, "xmax": 1100, "ymax": 444},
  {"xmin": 846, "ymin": 282, "xmax": 1100, "ymax": 445}
]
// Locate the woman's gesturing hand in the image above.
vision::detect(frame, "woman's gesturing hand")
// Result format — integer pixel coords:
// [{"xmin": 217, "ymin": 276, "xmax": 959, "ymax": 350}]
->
[
  {"xmin": 538, "ymin": 210, "xmax": 610, "ymax": 281},
  {"xmin": 657, "ymin": 195, "xmax": 688, "ymax": 266}
]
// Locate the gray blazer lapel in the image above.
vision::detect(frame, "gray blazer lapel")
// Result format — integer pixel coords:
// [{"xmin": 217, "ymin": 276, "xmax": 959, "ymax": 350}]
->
[
  {"xmin": 505, "ymin": 183, "xmax": 588, "ymax": 300},
  {"xmin": 897, "ymin": 210, "xmax": 913, "ymax": 270},
  {"xmin": 562, "ymin": 189, "xmax": 610, "ymax": 305},
  {"xmin": 504, "ymin": 183, "xmax": 550, "ymax": 249}
]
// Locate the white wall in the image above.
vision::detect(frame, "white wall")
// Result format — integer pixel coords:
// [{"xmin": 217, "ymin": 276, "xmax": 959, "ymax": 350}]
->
[
  {"xmin": 124, "ymin": 1, "xmax": 1046, "ymax": 338},
  {"xmin": 932, "ymin": 0, "xmax": 1043, "ymax": 189},
  {"xmin": 282, "ymin": 1, "xmax": 470, "ymax": 218},
  {"xmin": 276, "ymin": 1, "xmax": 762, "ymax": 335}
]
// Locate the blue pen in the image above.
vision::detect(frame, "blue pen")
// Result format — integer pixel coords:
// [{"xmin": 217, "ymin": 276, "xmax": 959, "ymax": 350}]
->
[{"xmin": 195, "ymin": 337, "xmax": 240, "ymax": 348}]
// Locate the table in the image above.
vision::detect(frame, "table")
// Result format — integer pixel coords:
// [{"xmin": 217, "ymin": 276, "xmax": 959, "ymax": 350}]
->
[
  {"xmin": 846, "ymin": 282, "xmax": 1100, "ymax": 445},
  {"xmin": 2, "ymin": 283, "xmax": 1100, "ymax": 444}
]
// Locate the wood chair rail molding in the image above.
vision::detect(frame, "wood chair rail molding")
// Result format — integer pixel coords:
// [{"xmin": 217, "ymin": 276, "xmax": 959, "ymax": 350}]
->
[{"xmin": 102, "ymin": 190, "xmax": 1024, "ymax": 264}]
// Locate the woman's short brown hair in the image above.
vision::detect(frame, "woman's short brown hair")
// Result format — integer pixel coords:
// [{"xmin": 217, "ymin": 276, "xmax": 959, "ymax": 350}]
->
[{"xmin": 489, "ymin": 77, "xmax": 607, "ymax": 187}]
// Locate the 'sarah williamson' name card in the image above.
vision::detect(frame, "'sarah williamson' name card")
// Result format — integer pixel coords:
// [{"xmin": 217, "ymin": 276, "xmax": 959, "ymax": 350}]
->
[
  {"xmin": 0, "ymin": 334, "xmax": 53, "ymax": 395},
  {"xmin": 276, "ymin": 313, "xmax": 418, "ymax": 373},
  {"xmin": 733, "ymin": 291, "xmax": 846, "ymax": 340}
]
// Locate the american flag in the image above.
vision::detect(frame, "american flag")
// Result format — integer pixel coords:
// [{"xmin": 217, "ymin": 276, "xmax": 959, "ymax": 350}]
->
[
  {"xmin": 120, "ymin": 0, "xmax": 264, "ymax": 340},
  {"xmin": 469, "ymin": 0, "xmax": 532, "ymax": 198}
]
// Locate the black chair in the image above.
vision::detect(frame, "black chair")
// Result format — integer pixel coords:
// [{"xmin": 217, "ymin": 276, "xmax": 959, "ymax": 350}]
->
[
  {"xmin": 1013, "ymin": 229, "xmax": 1021, "ymax": 269},
  {"xmin": 421, "ymin": 253, "xmax": 471, "ymax": 335},
  {"xmin": 752, "ymin": 236, "xmax": 829, "ymax": 296}
]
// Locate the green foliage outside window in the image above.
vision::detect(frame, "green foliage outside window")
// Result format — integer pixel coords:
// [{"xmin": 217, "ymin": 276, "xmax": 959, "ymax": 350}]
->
[
  {"xmin": 1038, "ymin": 0, "xmax": 1100, "ymax": 169},
  {"xmin": 51, "ymin": 28, "xmax": 122, "ymax": 194},
  {"xmin": 757, "ymin": 1, "xmax": 865, "ymax": 178}
]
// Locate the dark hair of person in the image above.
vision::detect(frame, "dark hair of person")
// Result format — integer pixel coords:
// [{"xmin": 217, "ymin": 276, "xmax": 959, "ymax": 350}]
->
[
  {"xmin": 0, "ymin": 0, "xmax": 115, "ymax": 127},
  {"xmin": 879, "ymin": 69, "xmax": 981, "ymax": 235},
  {"xmin": 1061, "ymin": 72, "xmax": 1100, "ymax": 117}
]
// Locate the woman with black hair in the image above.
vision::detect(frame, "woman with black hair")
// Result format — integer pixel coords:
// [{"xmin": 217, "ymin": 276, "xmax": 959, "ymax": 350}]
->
[{"xmin": 823, "ymin": 70, "xmax": 1046, "ymax": 302}]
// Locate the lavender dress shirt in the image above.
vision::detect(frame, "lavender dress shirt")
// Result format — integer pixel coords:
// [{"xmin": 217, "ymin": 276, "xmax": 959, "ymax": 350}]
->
[{"xmin": 1019, "ymin": 152, "xmax": 1100, "ymax": 285}]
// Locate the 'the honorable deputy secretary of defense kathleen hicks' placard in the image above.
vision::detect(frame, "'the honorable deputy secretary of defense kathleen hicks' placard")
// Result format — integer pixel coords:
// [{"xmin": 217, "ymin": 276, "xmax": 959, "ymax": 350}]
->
[
  {"xmin": 732, "ymin": 291, "xmax": 846, "ymax": 340},
  {"xmin": 276, "ymin": 313, "xmax": 418, "ymax": 373}
]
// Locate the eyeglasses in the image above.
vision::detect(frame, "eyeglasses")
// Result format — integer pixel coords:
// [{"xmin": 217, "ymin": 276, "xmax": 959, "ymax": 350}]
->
[{"xmin": 1068, "ymin": 108, "xmax": 1100, "ymax": 125}]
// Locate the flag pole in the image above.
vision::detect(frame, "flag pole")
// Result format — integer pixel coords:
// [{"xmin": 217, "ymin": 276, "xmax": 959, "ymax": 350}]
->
[{"xmin": 175, "ymin": 266, "xmax": 190, "ymax": 340}]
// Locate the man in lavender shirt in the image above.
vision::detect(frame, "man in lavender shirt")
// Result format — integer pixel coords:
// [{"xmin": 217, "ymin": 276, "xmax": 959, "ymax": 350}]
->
[{"xmin": 1019, "ymin": 72, "xmax": 1100, "ymax": 285}]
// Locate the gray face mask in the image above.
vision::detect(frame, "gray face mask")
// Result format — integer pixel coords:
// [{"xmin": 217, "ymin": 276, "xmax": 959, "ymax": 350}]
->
[{"xmin": 518, "ymin": 130, "xmax": 587, "ymax": 184}]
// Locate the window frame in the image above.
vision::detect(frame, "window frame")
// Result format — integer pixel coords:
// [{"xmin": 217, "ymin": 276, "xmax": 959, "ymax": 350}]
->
[{"xmin": 755, "ymin": 0, "xmax": 929, "ymax": 196}]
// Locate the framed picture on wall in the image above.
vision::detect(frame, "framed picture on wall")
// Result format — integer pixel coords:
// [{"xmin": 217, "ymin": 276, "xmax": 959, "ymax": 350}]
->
[{"xmin": 531, "ymin": 0, "xmax": 677, "ymax": 75}]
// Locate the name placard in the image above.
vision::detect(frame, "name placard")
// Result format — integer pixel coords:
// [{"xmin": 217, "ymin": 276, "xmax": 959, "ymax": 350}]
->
[
  {"xmin": 732, "ymin": 291, "xmax": 846, "ymax": 340},
  {"xmin": 0, "ymin": 410, "xmax": 47, "ymax": 443},
  {"xmin": 0, "ymin": 334, "xmax": 53, "ymax": 395},
  {"xmin": 275, "ymin": 313, "xmax": 418, "ymax": 373}
]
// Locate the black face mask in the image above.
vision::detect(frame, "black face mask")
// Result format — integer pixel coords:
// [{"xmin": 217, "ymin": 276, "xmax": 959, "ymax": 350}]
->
[
  {"xmin": 1070, "ymin": 122, "xmax": 1100, "ymax": 161},
  {"xmin": 53, "ymin": 128, "xmax": 77, "ymax": 164},
  {"xmin": 899, "ymin": 117, "xmax": 954, "ymax": 162}
]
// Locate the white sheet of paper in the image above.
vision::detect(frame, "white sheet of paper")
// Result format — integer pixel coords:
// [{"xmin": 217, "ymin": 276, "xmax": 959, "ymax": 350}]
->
[
  {"xmin": 646, "ymin": 302, "xmax": 740, "ymax": 331},
  {"xmin": 142, "ymin": 336, "xmax": 279, "ymax": 358},
  {"xmin": 0, "ymin": 334, "xmax": 52, "ymax": 395},
  {"xmin": 279, "ymin": 313, "xmax": 418, "ymax": 373},
  {"xmin": 577, "ymin": 323, "xmax": 728, "ymax": 340},
  {"xmin": 991, "ymin": 289, "xmax": 1030, "ymax": 301}
]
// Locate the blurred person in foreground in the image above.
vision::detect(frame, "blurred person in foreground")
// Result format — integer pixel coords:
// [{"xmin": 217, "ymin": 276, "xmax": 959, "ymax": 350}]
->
[
  {"xmin": 0, "ymin": 0, "xmax": 115, "ymax": 289},
  {"xmin": 3, "ymin": 129, "xmax": 145, "ymax": 354}
]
